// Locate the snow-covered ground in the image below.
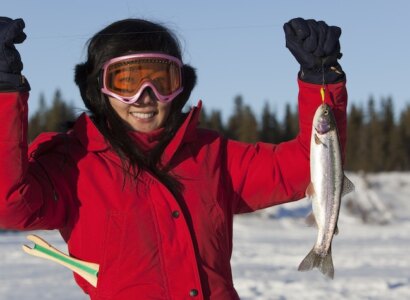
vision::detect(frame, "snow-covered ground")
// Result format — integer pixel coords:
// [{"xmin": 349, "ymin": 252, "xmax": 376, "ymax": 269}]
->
[{"xmin": 1, "ymin": 172, "xmax": 409, "ymax": 299}]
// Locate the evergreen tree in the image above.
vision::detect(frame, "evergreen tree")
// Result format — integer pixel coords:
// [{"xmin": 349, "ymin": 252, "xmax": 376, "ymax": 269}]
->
[
  {"xmin": 345, "ymin": 103, "xmax": 364, "ymax": 171},
  {"xmin": 226, "ymin": 95, "xmax": 244, "ymax": 140},
  {"xmin": 226, "ymin": 95, "xmax": 258, "ymax": 143},
  {"xmin": 28, "ymin": 89, "xmax": 75, "ymax": 142},
  {"xmin": 207, "ymin": 110, "xmax": 225, "ymax": 134},
  {"xmin": 28, "ymin": 93, "xmax": 47, "ymax": 141},
  {"xmin": 199, "ymin": 106, "xmax": 209, "ymax": 128},
  {"xmin": 238, "ymin": 105, "xmax": 258, "ymax": 143},
  {"xmin": 398, "ymin": 105, "xmax": 410, "ymax": 169},
  {"xmin": 281, "ymin": 103, "xmax": 298, "ymax": 141},
  {"xmin": 380, "ymin": 97, "xmax": 398, "ymax": 170},
  {"xmin": 259, "ymin": 102, "xmax": 281, "ymax": 144},
  {"xmin": 365, "ymin": 97, "xmax": 383, "ymax": 172}
]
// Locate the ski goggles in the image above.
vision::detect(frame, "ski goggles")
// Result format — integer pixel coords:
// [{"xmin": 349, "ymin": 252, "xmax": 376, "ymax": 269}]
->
[{"xmin": 100, "ymin": 53, "xmax": 183, "ymax": 104}]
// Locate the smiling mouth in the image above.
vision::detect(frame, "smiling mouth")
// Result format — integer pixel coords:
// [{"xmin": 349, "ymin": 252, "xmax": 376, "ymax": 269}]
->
[{"xmin": 130, "ymin": 112, "xmax": 156, "ymax": 119}]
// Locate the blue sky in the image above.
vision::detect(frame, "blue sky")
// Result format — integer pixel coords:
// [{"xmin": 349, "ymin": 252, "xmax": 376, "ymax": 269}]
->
[{"xmin": 3, "ymin": 0, "xmax": 410, "ymax": 121}]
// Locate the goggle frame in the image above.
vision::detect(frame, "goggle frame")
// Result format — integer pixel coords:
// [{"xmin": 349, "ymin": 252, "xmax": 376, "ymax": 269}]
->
[{"xmin": 100, "ymin": 53, "xmax": 184, "ymax": 104}]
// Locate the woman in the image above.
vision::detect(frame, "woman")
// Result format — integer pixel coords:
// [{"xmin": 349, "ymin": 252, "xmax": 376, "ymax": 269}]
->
[{"xmin": 0, "ymin": 17, "xmax": 347, "ymax": 299}]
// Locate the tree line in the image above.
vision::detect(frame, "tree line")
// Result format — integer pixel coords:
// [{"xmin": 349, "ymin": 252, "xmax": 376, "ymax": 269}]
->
[
  {"xmin": 28, "ymin": 90, "xmax": 410, "ymax": 172},
  {"xmin": 28, "ymin": 90, "xmax": 76, "ymax": 141}
]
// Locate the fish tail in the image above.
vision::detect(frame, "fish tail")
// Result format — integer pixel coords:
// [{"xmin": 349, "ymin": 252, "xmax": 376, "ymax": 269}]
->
[{"xmin": 298, "ymin": 246, "xmax": 334, "ymax": 279}]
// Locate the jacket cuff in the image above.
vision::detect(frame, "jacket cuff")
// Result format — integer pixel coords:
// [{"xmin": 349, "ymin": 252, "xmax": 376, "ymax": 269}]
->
[
  {"xmin": 0, "ymin": 72, "xmax": 30, "ymax": 92},
  {"xmin": 298, "ymin": 64, "xmax": 346, "ymax": 84}
]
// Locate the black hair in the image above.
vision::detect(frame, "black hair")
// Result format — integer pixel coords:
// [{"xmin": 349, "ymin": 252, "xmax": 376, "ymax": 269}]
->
[{"xmin": 74, "ymin": 19, "xmax": 197, "ymax": 195}]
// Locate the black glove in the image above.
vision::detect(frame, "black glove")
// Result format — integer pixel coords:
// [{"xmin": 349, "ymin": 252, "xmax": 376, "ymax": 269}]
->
[
  {"xmin": 284, "ymin": 17, "xmax": 345, "ymax": 84},
  {"xmin": 0, "ymin": 17, "xmax": 30, "ymax": 92}
]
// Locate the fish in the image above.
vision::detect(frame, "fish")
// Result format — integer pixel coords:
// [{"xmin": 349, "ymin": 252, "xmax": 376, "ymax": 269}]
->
[{"xmin": 298, "ymin": 103, "xmax": 354, "ymax": 279}]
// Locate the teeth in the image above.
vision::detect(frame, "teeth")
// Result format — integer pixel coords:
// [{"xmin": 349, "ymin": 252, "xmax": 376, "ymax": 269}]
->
[{"xmin": 131, "ymin": 112, "xmax": 155, "ymax": 119}]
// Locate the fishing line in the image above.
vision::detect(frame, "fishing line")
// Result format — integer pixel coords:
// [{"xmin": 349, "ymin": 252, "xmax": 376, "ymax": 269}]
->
[{"xmin": 26, "ymin": 23, "xmax": 282, "ymax": 40}]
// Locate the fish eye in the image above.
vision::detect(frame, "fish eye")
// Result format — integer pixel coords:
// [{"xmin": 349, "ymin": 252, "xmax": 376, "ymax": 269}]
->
[{"xmin": 324, "ymin": 109, "xmax": 329, "ymax": 115}]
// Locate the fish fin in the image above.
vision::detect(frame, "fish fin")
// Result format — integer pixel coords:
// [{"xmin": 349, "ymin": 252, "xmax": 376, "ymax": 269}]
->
[
  {"xmin": 341, "ymin": 175, "xmax": 355, "ymax": 197},
  {"xmin": 298, "ymin": 247, "xmax": 318, "ymax": 272},
  {"xmin": 305, "ymin": 182, "xmax": 315, "ymax": 198},
  {"xmin": 314, "ymin": 134, "xmax": 328, "ymax": 147},
  {"xmin": 321, "ymin": 246, "xmax": 335, "ymax": 279},
  {"xmin": 314, "ymin": 134, "xmax": 322, "ymax": 145},
  {"xmin": 334, "ymin": 224, "xmax": 339, "ymax": 235},
  {"xmin": 305, "ymin": 212, "xmax": 317, "ymax": 227},
  {"xmin": 298, "ymin": 246, "xmax": 334, "ymax": 279}
]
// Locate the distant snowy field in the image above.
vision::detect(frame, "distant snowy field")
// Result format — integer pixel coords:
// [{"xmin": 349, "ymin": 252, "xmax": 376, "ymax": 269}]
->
[{"xmin": 1, "ymin": 172, "xmax": 409, "ymax": 300}]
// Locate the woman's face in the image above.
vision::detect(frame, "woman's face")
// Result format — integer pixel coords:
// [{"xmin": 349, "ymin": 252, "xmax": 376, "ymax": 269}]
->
[{"xmin": 109, "ymin": 89, "xmax": 172, "ymax": 133}]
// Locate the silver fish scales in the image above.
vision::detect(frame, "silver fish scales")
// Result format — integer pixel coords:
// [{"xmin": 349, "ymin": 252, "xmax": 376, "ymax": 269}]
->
[{"xmin": 298, "ymin": 103, "xmax": 354, "ymax": 279}]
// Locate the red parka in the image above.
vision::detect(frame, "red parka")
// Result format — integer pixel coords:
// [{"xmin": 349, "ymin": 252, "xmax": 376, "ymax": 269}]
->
[{"xmin": 0, "ymin": 79, "xmax": 347, "ymax": 300}]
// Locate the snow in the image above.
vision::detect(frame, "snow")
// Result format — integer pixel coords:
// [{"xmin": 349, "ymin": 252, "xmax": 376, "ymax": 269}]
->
[{"xmin": 1, "ymin": 172, "xmax": 410, "ymax": 299}]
